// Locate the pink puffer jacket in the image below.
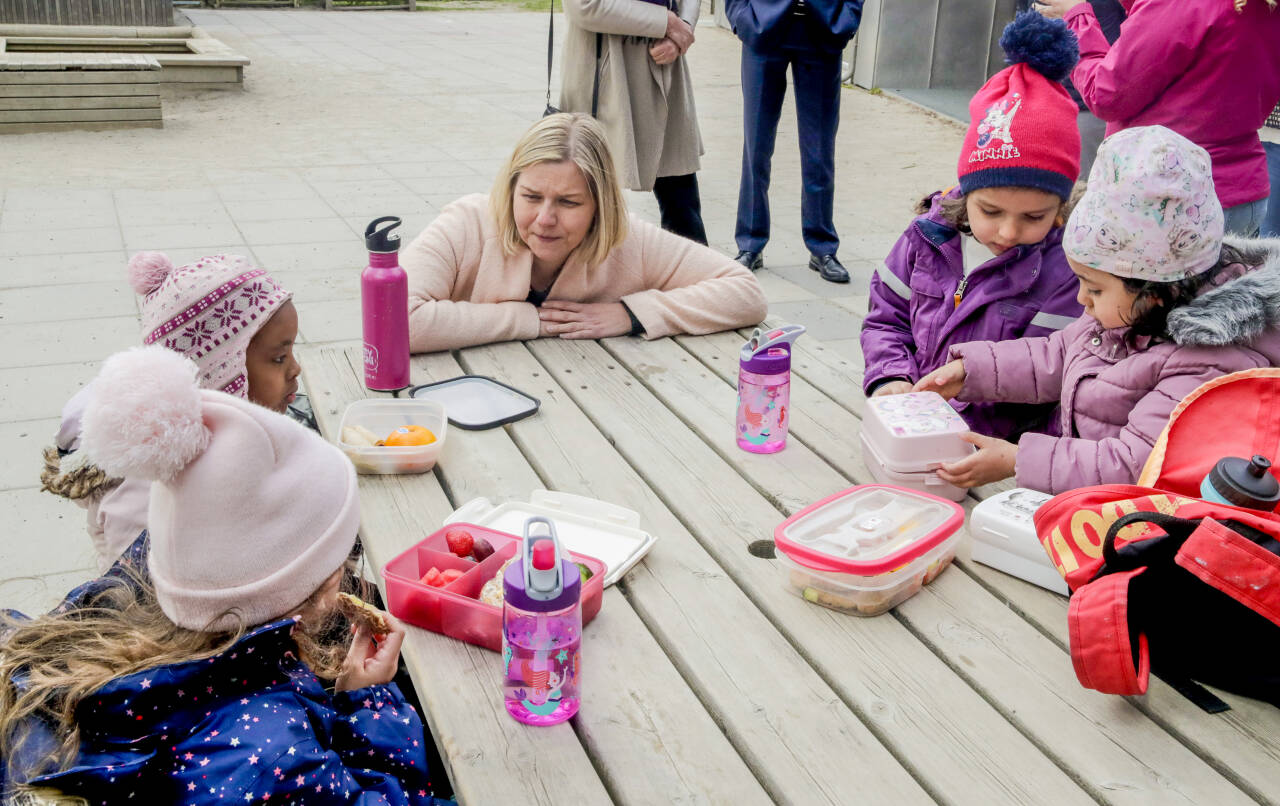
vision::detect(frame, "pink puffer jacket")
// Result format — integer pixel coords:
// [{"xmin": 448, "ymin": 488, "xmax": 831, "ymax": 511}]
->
[{"xmin": 952, "ymin": 238, "xmax": 1280, "ymax": 494}]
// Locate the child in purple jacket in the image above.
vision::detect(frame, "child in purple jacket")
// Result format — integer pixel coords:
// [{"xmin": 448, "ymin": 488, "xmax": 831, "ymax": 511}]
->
[
  {"xmin": 862, "ymin": 12, "xmax": 1085, "ymax": 440},
  {"xmin": 919, "ymin": 126, "xmax": 1280, "ymax": 495}
]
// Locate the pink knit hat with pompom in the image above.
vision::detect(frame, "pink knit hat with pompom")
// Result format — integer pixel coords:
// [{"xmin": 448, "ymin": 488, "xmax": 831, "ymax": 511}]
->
[
  {"xmin": 129, "ymin": 252, "xmax": 292, "ymax": 398},
  {"xmin": 80, "ymin": 346, "xmax": 358, "ymax": 632}
]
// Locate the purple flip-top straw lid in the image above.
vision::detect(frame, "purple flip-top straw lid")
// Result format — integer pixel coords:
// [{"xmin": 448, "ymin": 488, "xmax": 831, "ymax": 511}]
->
[
  {"xmin": 504, "ymin": 557, "xmax": 581, "ymax": 612},
  {"xmin": 740, "ymin": 344, "xmax": 792, "ymax": 374}
]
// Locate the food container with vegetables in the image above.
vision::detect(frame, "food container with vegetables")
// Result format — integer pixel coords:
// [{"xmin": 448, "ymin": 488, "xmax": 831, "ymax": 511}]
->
[
  {"xmin": 774, "ymin": 484, "xmax": 965, "ymax": 616},
  {"xmin": 337, "ymin": 399, "xmax": 447, "ymax": 474},
  {"xmin": 382, "ymin": 522, "xmax": 605, "ymax": 651}
]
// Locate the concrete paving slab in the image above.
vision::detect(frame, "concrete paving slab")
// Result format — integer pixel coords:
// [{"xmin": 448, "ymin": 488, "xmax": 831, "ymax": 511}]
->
[
  {"xmin": 115, "ymin": 202, "xmax": 235, "ymax": 228},
  {"xmin": 0, "ymin": 362, "xmax": 98, "ymax": 423},
  {"xmin": 0, "ymin": 567, "xmax": 99, "ymax": 617},
  {"xmin": 821, "ymin": 336, "xmax": 867, "ymax": 373},
  {"xmin": 0, "ymin": 417, "xmax": 59, "ymax": 491},
  {"xmin": 121, "ymin": 220, "xmax": 246, "ymax": 252},
  {"xmin": 766, "ymin": 298, "xmax": 865, "ymax": 344},
  {"xmin": 750, "ymin": 270, "xmax": 819, "ymax": 304},
  {"xmin": 2, "ymin": 188, "xmax": 114, "ymax": 211},
  {"xmin": 0, "ymin": 227, "xmax": 124, "ymax": 258},
  {"xmin": 0, "ymin": 251, "xmax": 127, "ymax": 290},
  {"xmin": 0, "ymin": 489, "xmax": 99, "ymax": 578},
  {"xmin": 252, "ymin": 240, "xmax": 367, "ymax": 273},
  {"xmin": 1, "ymin": 207, "xmax": 118, "ymax": 233},
  {"xmin": 0, "ymin": 316, "xmax": 139, "ymax": 369},
  {"xmin": 238, "ymin": 216, "xmax": 360, "ymax": 246},
  {"xmin": 214, "ymin": 181, "xmax": 326, "ymax": 203},
  {"xmin": 295, "ymin": 298, "xmax": 363, "ymax": 344},
  {"xmin": 0, "ymin": 283, "xmax": 137, "ymax": 326},
  {"xmin": 224, "ymin": 196, "xmax": 340, "ymax": 222},
  {"xmin": 272, "ymin": 269, "xmax": 359, "ymax": 304}
]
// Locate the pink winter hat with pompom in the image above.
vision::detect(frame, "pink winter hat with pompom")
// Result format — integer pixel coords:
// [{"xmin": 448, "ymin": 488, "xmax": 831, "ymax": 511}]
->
[
  {"xmin": 129, "ymin": 251, "xmax": 291, "ymax": 398},
  {"xmin": 80, "ymin": 346, "xmax": 359, "ymax": 632}
]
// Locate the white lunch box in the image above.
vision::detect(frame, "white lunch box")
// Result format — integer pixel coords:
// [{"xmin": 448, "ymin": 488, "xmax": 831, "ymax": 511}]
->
[
  {"xmin": 968, "ymin": 488, "xmax": 1068, "ymax": 595},
  {"xmin": 860, "ymin": 392, "xmax": 973, "ymax": 502}
]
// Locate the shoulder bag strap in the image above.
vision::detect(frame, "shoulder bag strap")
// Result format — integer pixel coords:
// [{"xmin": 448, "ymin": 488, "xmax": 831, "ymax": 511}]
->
[
  {"xmin": 546, "ymin": 0, "xmax": 556, "ymax": 111},
  {"xmin": 592, "ymin": 32, "xmax": 602, "ymax": 118}
]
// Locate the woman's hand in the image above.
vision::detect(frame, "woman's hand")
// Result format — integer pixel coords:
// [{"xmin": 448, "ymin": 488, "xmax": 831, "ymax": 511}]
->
[
  {"xmin": 665, "ymin": 10, "xmax": 695, "ymax": 53},
  {"xmin": 871, "ymin": 380, "xmax": 914, "ymax": 397},
  {"xmin": 913, "ymin": 359, "xmax": 966, "ymax": 400},
  {"xmin": 1031, "ymin": 0, "xmax": 1085, "ymax": 20},
  {"xmin": 935, "ymin": 432, "xmax": 1017, "ymax": 488},
  {"xmin": 335, "ymin": 613, "xmax": 405, "ymax": 692},
  {"xmin": 539, "ymin": 300, "xmax": 633, "ymax": 339},
  {"xmin": 650, "ymin": 37, "xmax": 680, "ymax": 65}
]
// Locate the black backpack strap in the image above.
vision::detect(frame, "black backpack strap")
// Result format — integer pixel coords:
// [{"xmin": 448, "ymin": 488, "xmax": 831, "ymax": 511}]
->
[
  {"xmin": 1102, "ymin": 511, "xmax": 1197, "ymax": 569},
  {"xmin": 592, "ymin": 32, "xmax": 602, "ymax": 117},
  {"xmin": 1154, "ymin": 672, "xmax": 1232, "ymax": 714},
  {"xmin": 546, "ymin": 0, "xmax": 556, "ymax": 111}
]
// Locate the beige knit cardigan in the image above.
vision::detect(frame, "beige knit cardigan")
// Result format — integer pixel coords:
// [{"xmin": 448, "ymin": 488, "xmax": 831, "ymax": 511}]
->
[{"xmin": 403, "ymin": 194, "xmax": 768, "ymax": 353}]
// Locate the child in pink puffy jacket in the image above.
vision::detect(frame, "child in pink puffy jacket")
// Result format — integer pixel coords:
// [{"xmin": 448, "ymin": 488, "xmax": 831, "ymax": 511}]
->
[
  {"xmin": 41, "ymin": 252, "xmax": 300, "ymax": 573},
  {"xmin": 917, "ymin": 126, "xmax": 1280, "ymax": 494}
]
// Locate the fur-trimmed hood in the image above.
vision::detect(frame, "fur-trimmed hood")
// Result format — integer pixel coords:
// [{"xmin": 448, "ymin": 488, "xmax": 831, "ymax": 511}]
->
[{"xmin": 1168, "ymin": 237, "xmax": 1280, "ymax": 347}]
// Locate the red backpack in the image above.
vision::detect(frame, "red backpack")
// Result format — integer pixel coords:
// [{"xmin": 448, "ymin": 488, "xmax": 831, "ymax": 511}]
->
[{"xmin": 1033, "ymin": 369, "xmax": 1280, "ymax": 711}]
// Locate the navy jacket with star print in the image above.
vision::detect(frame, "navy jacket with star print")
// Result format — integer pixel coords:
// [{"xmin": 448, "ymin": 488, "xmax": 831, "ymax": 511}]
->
[{"xmin": 9, "ymin": 616, "xmax": 449, "ymax": 805}]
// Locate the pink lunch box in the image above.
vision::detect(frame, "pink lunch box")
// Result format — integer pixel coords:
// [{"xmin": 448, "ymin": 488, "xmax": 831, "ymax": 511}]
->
[
  {"xmin": 860, "ymin": 391, "xmax": 973, "ymax": 502},
  {"xmin": 382, "ymin": 523, "xmax": 605, "ymax": 652}
]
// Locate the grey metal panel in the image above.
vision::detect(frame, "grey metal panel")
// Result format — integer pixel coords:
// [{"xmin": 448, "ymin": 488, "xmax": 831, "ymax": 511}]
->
[
  {"xmin": 986, "ymin": 0, "xmax": 1019, "ymax": 78},
  {"xmin": 873, "ymin": 0, "xmax": 937, "ymax": 88},
  {"xmin": 852, "ymin": 0, "xmax": 882, "ymax": 88},
  {"xmin": 931, "ymin": 0, "xmax": 995, "ymax": 89}
]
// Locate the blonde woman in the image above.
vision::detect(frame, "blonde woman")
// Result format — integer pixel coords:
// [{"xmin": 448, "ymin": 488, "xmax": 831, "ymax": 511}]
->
[{"xmin": 402, "ymin": 113, "xmax": 767, "ymax": 354}]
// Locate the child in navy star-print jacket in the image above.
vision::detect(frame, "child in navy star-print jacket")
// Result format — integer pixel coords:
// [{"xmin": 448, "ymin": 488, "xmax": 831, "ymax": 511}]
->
[{"xmin": 0, "ymin": 347, "xmax": 452, "ymax": 805}]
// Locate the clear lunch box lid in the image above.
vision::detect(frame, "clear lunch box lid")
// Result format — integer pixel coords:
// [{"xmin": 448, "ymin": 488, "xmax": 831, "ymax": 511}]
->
[
  {"xmin": 409, "ymin": 375, "xmax": 540, "ymax": 430},
  {"xmin": 775, "ymin": 484, "xmax": 965, "ymax": 575}
]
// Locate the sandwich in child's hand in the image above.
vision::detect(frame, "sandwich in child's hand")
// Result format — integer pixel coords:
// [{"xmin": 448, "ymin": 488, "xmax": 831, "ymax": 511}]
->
[{"xmin": 336, "ymin": 592, "xmax": 390, "ymax": 634}]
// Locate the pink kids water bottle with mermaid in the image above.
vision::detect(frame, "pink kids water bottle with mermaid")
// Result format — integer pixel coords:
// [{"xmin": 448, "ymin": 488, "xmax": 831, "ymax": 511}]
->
[
  {"xmin": 737, "ymin": 324, "xmax": 805, "ymax": 454},
  {"xmin": 361, "ymin": 216, "xmax": 410, "ymax": 392},
  {"xmin": 502, "ymin": 517, "xmax": 582, "ymax": 726}
]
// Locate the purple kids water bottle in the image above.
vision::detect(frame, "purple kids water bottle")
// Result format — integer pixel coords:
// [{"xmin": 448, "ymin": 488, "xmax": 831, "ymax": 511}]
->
[
  {"xmin": 502, "ymin": 517, "xmax": 582, "ymax": 726},
  {"xmin": 737, "ymin": 324, "xmax": 805, "ymax": 454},
  {"xmin": 361, "ymin": 216, "xmax": 410, "ymax": 392}
]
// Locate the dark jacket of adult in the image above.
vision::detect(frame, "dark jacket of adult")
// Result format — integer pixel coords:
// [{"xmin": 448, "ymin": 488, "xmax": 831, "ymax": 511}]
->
[{"xmin": 724, "ymin": 0, "xmax": 863, "ymax": 52}]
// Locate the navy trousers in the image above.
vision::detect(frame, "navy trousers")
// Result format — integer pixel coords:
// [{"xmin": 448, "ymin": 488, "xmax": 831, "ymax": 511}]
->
[{"xmin": 735, "ymin": 19, "xmax": 843, "ymax": 257}]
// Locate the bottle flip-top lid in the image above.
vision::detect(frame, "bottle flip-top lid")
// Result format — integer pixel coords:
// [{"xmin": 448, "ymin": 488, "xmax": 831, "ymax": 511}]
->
[
  {"xmin": 1207, "ymin": 454, "xmax": 1280, "ymax": 510},
  {"xmin": 365, "ymin": 216, "xmax": 402, "ymax": 254},
  {"xmin": 504, "ymin": 517, "xmax": 581, "ymax": 612},
  {"xmin": 739, "ymin": 324, "xmax": 805, "ymax": 374}
]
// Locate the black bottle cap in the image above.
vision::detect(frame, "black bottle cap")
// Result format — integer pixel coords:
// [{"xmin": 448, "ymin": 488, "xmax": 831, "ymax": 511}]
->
[
  {"xmin": 365, "ymin": 216, "xmax": 402, "ymax": 254},
  {"xmin": 1208, "ymin": 455, "xmax": 1280, "ymax": 511}
]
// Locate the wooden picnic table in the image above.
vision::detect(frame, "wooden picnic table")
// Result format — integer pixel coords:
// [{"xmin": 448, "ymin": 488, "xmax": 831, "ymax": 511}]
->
[{"xmin": 298, "ymin": 322, "xmax": 1280, "ymax": 806}]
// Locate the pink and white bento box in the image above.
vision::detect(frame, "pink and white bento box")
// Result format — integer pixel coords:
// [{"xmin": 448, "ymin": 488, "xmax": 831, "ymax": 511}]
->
[
  {"xmin": 860, "ymin": 391, "xmax": 973, "ymax": 502},
  {"xmin": 775, "ymin": 484, "xmax": 965, "ymax": 616}
]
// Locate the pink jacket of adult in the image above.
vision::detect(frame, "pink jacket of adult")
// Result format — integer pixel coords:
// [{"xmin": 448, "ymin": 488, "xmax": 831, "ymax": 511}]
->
[
  {"xmin": 1065, "ymin": 0, "xmax": 1280, "ymax": 208},
  {"xmin": 402, "ymin": 194, "xmax": 768, "ymax": 353},
  {"xmin": 951, "ymin": 238, "xmax": 1280, "ymax": 494}
]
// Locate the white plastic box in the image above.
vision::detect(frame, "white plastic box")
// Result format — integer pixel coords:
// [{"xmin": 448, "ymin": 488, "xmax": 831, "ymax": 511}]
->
[
  {"xmin": 860, "ymin": 391, "xmax": 973, "ymax": 502},
  {"xmin": 336, "ymin": 399, "xmax": 448, "ymax": 474},
  {"xmin": 774, "ymin": 484, "xmax": 966, "ymax": 616},
  {"xmin": 969, "ymin": 488, "xmax": 1068, "ymax": 595}
]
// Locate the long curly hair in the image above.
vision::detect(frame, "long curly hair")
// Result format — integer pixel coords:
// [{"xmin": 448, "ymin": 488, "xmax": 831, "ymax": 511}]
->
[{"xmin": 0, "ymin": 560, "xmax": 361, "ymax": 785}]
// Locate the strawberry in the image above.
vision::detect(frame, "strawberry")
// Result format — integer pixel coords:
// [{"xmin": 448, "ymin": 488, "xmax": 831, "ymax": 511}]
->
[{"xmin": 444, "ymin": 528, "xmax": 474, "ymax": 558}]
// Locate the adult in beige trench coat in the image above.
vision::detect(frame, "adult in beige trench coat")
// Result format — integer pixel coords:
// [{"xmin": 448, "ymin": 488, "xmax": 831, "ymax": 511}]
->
[{"xmin": 560, "ymin": 0, "xmax": 708, "ymax": 244}]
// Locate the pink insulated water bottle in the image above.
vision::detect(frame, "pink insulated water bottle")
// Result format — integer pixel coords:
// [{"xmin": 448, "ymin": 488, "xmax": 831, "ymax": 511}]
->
[
  {"xmin": 737, "ymin": 324, "xmax": 805, "ymax": 454},
  {"xmin": 361, "ymin": 216, "xmax": 410, "ymax": 392}
]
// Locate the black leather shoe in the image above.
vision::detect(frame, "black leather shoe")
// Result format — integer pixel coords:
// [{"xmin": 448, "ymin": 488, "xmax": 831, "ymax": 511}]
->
[
  {"xmin": 734, "ymin": 250, "xmax": 763, "ymax": 271},
  {"xmin": 809, "ymin": 253, "xmax": 850, "ymax": 283}
]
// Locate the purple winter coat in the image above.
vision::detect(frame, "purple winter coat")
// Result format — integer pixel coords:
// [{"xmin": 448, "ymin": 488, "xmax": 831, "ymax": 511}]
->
[
  {"xmin": 861, "ymin": 188, "xmax": 1083, "ymax": 439},
  {"xmin": 953, "ymin": 238, "xmax": 1280, "ymax": 494}
]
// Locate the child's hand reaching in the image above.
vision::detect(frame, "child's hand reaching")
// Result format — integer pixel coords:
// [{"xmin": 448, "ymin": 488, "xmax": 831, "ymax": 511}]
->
[
  {"xmin": 871, "ymin": 380, "xmax": 914, "ymax": 397},
  {"xmin": 336, "ymin": 612, "xmax": 405, "ymax": 692},
  {"xmin": 913, "ymin": 359, "xmax": 966, "ymax": 400},
  {"xmin": 935, "ymin": 432, "xmax": 1017, "ymax": 488}
]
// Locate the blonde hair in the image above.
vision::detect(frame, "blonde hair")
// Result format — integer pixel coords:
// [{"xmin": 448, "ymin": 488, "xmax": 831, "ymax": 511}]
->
[
  {"xmin": 1235, "ymin": 0, "xmax": 1276, "ymax": 9},
  {"xmin": 0, "ymin": 563, "xmax": 355, "ymax": 786},
  {"xmin": 490, "ymin": 113, "xmax": 628, "ymax": 269}
]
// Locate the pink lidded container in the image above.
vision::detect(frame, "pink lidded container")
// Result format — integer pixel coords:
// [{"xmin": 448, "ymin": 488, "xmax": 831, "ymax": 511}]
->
[
  {"xmin": 774, "ymin": 484, "xmax": 965, "ymax": 616},
  {"xmin": 381, "ymin": 522, "xmax": 604, "ymax": 652},
  {"xmin": 860, "ymin": 391, "xmax": 973, "ymax": 502}
]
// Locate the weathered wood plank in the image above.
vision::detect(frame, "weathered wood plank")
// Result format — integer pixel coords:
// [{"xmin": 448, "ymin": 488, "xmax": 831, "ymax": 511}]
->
[
  {"xmin": 299, "ymin": 346, "xmax": 611, "ymax": 806},
  {"xmin": 0, "ymin": 107, "xmax": 159, "ymax": 122},
  {"xmin": 458, "ymin": 340, "xmax": 937, "ymax": 805},
  {"xmin": 0, "ymin": 81, "xmax": 158, "ymax": 96},
  {"xmin": 0, "ymin": 70, "xmax": 158, "ymax": 84},
  {"xmin": 0, "ymin": 94, "xmax": 157, "ymax": 110},
  {"xmin": 591, "ymin": 334, "xmax": 1256, "ymax": 805},
  {"xmin": 0, "ymin": 118, "xmax": 160, "ymax": 132},
  {"xmin": 522, "ymin": 337, "xmax": 1090, "ymax": 805}
]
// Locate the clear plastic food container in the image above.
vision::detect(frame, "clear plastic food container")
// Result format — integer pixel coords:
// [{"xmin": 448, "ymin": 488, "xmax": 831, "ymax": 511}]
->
[
  {"xmin": 774, "ymin": 484, "xmax": 965, "ymax": 616},
  {"xmin": 382, "ymin": 523, "xmax": 605, "ymax": 652},
  {"xmin": 336, "ymin": 399, "xmax": 447, "ymax": 474},
  {"xmin": 861, "ymin": 391, "xmax": 973, "ymax": 502}
]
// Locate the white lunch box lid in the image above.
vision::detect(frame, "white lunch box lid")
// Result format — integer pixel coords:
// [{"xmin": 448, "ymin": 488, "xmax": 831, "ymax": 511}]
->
[
  {"xmin": 862, "ymin": 392, "xmax": 973, "ymax": 471},
  {"xmin": 860, "ymin": 431, "xmax": 968, "ymax": 502},
  {"xmin": 444, "ymin": 490, "xmax": 656, "ymax": 587},
  {"xmin": 968, "ymin": 488, "xmax": 1068, "ymax": 595}
]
